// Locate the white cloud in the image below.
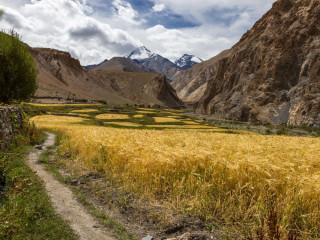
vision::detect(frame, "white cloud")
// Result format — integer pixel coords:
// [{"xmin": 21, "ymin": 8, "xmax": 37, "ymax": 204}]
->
[
  {"xmin": 149, "ymin": 0, "xmax": 275, "ymax": 23},
  {"xmin": 139, "ymin": 0, "xmax": 275, "ymax": 61},
  {"xmin": 0, "ymin": 0, "xmax": 277, "ymax": 64},
  {"xmin": 142, "ymin": 24, "xmax": 233, "ymax": 61},
  {"xmin": 152, "ymin": 4, "xmax": 165, "ymax": 12},
  {"xmin": 112, "ymin": 0, "xmax": 144, "ymax": 25},
  {"xmin": 0, "ymin": 0, "xmax": 141, "ymax": 65}
]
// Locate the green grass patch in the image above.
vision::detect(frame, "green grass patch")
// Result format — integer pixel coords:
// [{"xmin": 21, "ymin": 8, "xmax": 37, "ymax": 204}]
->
[{"xmin": 0, "ymin": 145, "xmax": 77, "ymax": 240}]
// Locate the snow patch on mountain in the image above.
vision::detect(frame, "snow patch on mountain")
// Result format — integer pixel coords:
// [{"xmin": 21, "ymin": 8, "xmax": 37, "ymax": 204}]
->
[
  {"xmin": 126, "ymin": 46, "xmax": 153, "ymax": 60},
  {"xmin": 175, "ymin": 54, "xmax": 203, "ymax": 70}
]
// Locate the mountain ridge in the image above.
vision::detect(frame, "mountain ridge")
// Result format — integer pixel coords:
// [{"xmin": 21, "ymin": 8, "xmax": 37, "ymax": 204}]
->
[
  {"xmin": 126, "ymin": 46, "xmax": 180, "ymax": 80},
  {"xmin": 84, "ymin": 47, "xmax": 204, "ymax": 81},
  {"xmin": 172, "ymin": 50, "xmax": 229, "ymax": 104},
  {"xmin": 92, "ymin": 57, "xmax": 144, "ymax": 73},
  {"xmin": 195, "ymin": 0, "xmax": 320, "ymax": 126}
]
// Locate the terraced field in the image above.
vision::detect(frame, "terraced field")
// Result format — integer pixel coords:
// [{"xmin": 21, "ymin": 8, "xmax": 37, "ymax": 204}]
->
[{"xmin": 27, "ymin": 104, "xmax": 320, "ymax": 239}]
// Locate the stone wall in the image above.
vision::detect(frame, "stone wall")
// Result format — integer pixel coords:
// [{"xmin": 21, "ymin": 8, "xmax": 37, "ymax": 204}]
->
[{"xmin": 0, "ymin": 107, "xmax": 23, "ymax": 150}]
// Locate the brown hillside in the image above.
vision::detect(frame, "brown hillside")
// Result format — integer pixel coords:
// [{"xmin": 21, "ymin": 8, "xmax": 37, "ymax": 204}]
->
[
  {"xmin": 30, "ymin": 48, "xmax": 183, "ymax": 107},
  {"xmin": 195, "ymin": 0, "xmax": 320, "ymax": 126},
  {"xmin": 92, "ymin": 70, "xmax": 183, "ymax": 107},
  {"xmin": 94, "ymin": 57, "xmax": 144, "ymax": 72}
]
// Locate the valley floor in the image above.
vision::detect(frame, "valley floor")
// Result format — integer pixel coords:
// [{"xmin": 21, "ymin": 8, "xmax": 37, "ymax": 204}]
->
[{"xmin": 20, "ymin": 103, "xmax": 320, "ymax": 239}]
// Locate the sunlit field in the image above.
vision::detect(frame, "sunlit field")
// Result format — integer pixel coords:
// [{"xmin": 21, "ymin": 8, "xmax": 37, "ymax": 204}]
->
[
  {"xmin": 29, "ymin": 104, "xmax": 320, "ymax": 239},
  {"xmin": 105, "ymin": 122, "xmax": 143, "ymax": 127},
  {"xmin": 71, "ymin": 109, "xmax": 99, "ymax": 113},
  {"xmin": 153, "ymin": 117, "xmax": 181, "ymax": 123},
  {"xmin": 27, "ymin": 103, "xmax": 102, "ymax": 107},
  {"xmin": 96, "ymin": 114, "xmax": 130, "ymax": 120}
]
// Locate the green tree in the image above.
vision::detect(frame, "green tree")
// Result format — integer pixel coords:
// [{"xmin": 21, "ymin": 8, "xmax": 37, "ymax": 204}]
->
[{"xmin": 0, "ymin": 30, "xmax": 38, "ymax": 104}]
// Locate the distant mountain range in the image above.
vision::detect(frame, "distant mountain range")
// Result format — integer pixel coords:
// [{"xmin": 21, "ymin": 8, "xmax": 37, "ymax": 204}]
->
[
  {"xmin": 27, "ymin": 0, "xmax": 320, "ymax": 127},
  {"xmin": 84, "ymin": 46, "xmax": 203, "ymax": 81}
]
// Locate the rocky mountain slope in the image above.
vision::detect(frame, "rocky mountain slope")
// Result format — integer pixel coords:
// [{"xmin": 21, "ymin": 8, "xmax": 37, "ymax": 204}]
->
[
  {"xmin": 195, "ymin": 0, "xmax": 320, "ymax": 126},
  {"xmin": 175, "ymin": 54, "xmax": 203, "ymax": 70},
  {"xmin": 172, "ymin": 50, "xmax": 229, "ymax": 104},
  {"xmin": 30, "ymin": 48, "xmax": 183, "ymax": 107},
  {"xmin": 92, "ymin": 71, "xmax": 182, "ymax": 107},
  {"xmin": 92, "ymin": 57, "xmax": 144, "ymax": 72}
]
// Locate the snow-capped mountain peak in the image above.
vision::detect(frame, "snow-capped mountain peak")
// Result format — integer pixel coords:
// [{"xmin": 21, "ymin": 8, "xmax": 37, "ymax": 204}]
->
[
  {"xmin": 126, "ymin": 46, "xmax": 153, "ymax": 60},
  {"xmin": 175, "ymin": 54, "xmax": 203, "ymax": 70},
  {"xmin": 124, "ymin": 46, "xmax": 181, "ymax": 80}
]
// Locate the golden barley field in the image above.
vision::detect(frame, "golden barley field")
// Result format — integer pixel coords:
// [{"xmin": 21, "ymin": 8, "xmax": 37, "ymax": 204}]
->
[
  {"xmin": 96, "ymin": 114, "xmax": 130, "ymax": 120},
  {"xmin": 71, "ymin": 109, "xmax": 99, "ymax": 113},
  {"xmin": 30, "ymin": 108, "xmax": 320, "ymax": 239}
]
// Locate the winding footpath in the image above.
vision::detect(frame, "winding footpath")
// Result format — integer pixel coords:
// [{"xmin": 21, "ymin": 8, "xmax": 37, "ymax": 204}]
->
[{"xmin": 26, "ymin": 132, "xmax": 115, "ymax": 240}]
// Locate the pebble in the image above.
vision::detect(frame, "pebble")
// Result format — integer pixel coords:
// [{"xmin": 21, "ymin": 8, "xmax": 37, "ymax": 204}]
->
[{"xmin": 142, "ymin": 235, "xmax": 154, "ymax": 240}]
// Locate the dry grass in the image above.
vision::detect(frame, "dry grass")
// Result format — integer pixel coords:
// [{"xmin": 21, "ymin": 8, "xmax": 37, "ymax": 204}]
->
[
  {"xmin": 153, "ymin": 117, "xmax": 181, "ymax": 123},
  {"xmin": 136, "ymin": 111, "xmax": 156, "ymax": 114},
  {"xmin": 166, "ymin": 115, "xmax": 184, "ymax": 118},
  {"xmin": 31, "ymin": 115, "xmax": 85, "ymax": 125},
  {"xmin": 105, "ymin": 122, "xmax": 142, "ymax": 127},
  {"xmin": 145, "ymin": 125, "xmax": 213, "ymax": 129},
  {"xmin": 138, "ymin": 108, "xmax": 156, "ymax": 111},
  {"xmin": 164, "ymin": 109, "xmax": 185, "ymax": 113},
  {"xmin": 71, "ymin": 109, "xmax": 99, "ymax": 113},
  {"xmin": 182, "ymin": 120, "xmax": 199, "ymax": 125},
  {"xmin": 30, "ymin": 115, "xmax": 320, "ymax": 239},
  {"xmin": 96, "ymin": 114, "xmax": 129, "ymax": 120},
  {"xmin": 26, "ymin": 103, "xmax": 101, "ymax": 107},
  {"xmin": 133, "ymin": 115, "xmax": 144, "ymax": 118}
]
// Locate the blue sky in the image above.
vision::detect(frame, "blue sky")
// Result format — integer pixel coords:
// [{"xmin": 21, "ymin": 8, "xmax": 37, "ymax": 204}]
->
[{"xmin": 0, "ymin": 0, "xmax": 276, "ymax": 65}]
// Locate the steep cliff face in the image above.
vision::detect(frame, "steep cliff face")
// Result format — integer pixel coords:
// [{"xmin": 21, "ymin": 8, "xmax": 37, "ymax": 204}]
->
[
  {"xmin": 172, "ymin": 50, "xmax": 229, "ymax": 104},
  {"xmin": 150, "ymin": 76, "xmax": 184, "ymax": 108},
  {"xmin": 196, "ymin": 0, "xmax": 320, "ymax": 126},
  {"xmin": 30, "ymin": 48, "xmax": 183, "ymax": 107}
]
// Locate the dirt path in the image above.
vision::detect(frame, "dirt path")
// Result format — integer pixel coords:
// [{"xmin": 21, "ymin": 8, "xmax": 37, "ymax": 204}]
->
[{"xmin": 26, "ymin": 132, "xmax": 115, "ymax": 240}]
